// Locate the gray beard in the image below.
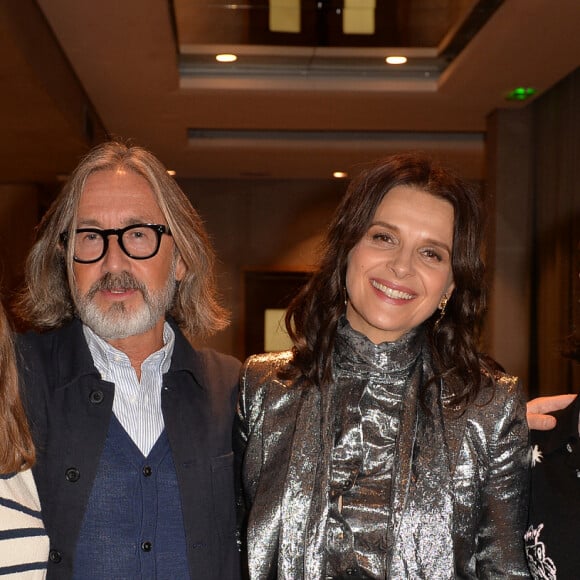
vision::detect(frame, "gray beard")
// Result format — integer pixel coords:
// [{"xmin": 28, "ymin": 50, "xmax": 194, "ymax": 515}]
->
[{"xmin": 73, "ymin": 268, "xmax": 177, "ymax": 340}]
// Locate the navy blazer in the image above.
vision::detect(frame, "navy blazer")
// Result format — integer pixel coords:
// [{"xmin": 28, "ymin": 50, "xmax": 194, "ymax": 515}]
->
[{"xmin": 17, "ymin": 318, "xmax": 241, "ymax": 580}]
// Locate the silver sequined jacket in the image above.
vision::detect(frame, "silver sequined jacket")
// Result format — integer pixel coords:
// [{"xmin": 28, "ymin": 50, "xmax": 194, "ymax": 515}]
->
[{"xmin": 235, "ymin": 330, "xmax": 531, "ymax": 580}]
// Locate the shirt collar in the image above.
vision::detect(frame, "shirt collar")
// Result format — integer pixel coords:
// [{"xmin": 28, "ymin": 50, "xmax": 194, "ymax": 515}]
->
[{"xmin": 83, "ymin": 322, "xmax": 175, "ymax": 380}]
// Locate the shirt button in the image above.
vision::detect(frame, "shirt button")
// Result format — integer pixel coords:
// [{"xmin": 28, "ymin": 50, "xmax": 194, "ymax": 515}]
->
[
  {"xmin": 49, "ymin": 549, "xmax": 62, "ymax": 563},
  {"xmin": 567, "ymin": 443, "xmax": 573, "ymax": 453},
  {"xmin": 141, "ymin": 541, "xmax": 152, "ymax": 552},
  {"xmin": 142, "ymin": 465, "xmax": 152, "ymax": 477},
  {"xmin": 65, "ymin": 467, "xmax": 80, "ymax": 482}
]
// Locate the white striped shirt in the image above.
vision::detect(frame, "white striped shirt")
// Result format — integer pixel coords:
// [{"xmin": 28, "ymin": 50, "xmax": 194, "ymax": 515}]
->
[
  {"xmin": 83, "ymin": 323, "xmax": 174, "ymax": 456},
  {"xmin": 0, "ymin": 469, "xmax": 48, "ymax": 577}
]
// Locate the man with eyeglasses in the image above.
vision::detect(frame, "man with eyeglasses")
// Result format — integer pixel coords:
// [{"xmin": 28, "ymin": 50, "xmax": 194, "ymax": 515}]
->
[{"xmin": 15, "ymin": 141, "xmax": 241, "ymax": 580}]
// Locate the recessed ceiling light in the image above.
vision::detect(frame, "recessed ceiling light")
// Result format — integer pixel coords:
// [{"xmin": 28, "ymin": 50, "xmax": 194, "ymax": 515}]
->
[
  {"xmin": 216, "ymin": 53, "xmax": 237, "ymax": 63},
  {"xmin": 385, "ymin": 56, "xmax": 407, "ymax": 65},
  {"xmin": 167, "ymin": 170, "xmax": 176, "ymax": 176},
  {"xmin": 333, "ymin": 171, "xmax": 348, "ymax": 179}
]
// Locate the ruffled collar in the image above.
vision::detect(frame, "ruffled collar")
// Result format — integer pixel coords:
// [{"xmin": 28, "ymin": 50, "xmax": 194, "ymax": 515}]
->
[{"xmin": 333, "ymin": 317, "xmax": 424, "ymax": 375}]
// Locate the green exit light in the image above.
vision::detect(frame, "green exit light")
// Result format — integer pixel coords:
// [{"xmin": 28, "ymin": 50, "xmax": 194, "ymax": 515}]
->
[{"xmin": 506, "ymin": 87, "xmax": 537, "ymax": 101}]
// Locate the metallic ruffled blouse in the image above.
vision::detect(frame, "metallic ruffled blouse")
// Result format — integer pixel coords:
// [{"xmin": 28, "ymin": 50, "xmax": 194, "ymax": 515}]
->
[
  {"xmin": 235, "ymin": 320, "xmax": 531, "ymax": 579},
  {"xmin": 326, "ymin": 323, "xmax": 422, "ymax": 578}
]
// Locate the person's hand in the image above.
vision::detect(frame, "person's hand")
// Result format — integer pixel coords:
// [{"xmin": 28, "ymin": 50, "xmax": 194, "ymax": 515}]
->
[{"xmin": 526, "ymin": 394, "xmax": 577, "ymax": 430}]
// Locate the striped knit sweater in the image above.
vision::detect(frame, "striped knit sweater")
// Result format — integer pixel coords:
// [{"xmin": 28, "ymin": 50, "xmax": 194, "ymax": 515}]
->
[{"xmin": 0, "ymin": 469, "xmax": 48, "ymax": 578}]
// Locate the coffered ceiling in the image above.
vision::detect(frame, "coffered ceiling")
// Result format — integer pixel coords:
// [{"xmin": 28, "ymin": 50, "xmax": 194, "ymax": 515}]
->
[{"xmin": 1, "ymin": 0, "xmax": 578, "ymax": 183}]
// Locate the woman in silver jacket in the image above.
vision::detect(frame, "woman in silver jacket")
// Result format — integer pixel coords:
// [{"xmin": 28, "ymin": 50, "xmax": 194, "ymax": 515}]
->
[{"xmin": 235, "ymin": 153, "xmax": 530, "ymax": 579}]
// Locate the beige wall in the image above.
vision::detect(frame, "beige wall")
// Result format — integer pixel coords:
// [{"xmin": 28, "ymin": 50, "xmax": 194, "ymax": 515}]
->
[{"xmin": 484, "ymin": 108, "xmax": 534, "ymax": 389}]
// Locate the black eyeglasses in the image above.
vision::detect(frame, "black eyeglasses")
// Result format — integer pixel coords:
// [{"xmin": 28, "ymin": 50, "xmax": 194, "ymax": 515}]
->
[{"xmin": 60, "ymin": 224, "xmax": 172, "ymax": 264}]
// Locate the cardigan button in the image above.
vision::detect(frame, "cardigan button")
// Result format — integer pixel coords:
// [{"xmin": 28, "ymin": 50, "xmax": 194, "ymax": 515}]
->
[
  {"xmin": 89, "ymin": 390, "xmax": 104, "ymax": 404},
  {"xmin": 142, "ymin": 465, "xmax": 152, "ymax": 477},
  {"xmin": 65, "ymin": 467, "xmax": 80, "ymax": 482},
  {"xmin": 345, "ymin": 568, "xmax": 357, "ymax": 575},
  {"xmin": 141, "ymin": 541, "xmax": 152, "ymax": 552},
  {"xmin": 49, "ymin": 549, "xmax": 62, "ymax": 563}
]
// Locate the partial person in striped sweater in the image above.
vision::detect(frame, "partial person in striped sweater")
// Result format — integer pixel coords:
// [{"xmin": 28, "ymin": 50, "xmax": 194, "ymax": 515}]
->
[{"xmin": 0, "ymin": 301, "xmax": 48, "ymax": 577}]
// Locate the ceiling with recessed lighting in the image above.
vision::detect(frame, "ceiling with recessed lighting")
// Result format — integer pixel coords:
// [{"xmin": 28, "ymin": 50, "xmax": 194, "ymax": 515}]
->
[
  {"xmin": 174, "ymin": 0, "xmax": 475, "ymax": 48},
  {"xmin": 0, "ymin": 0, "xmax": 578, "ymax": 183},
  {"xmin": 175, "ymin": 0, "xmax": 483, "ymax": 81}
]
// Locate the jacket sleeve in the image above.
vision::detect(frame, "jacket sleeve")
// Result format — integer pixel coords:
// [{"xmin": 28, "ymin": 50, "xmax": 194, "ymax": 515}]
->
[
  {"xmin": 15, "ymin": 332, "xmax": 49, "ymax": 454},
  {"xmin": 234, "ymin": 359, "xmax": 250, "ymax": 530},
  {"xmin": 233, "ymin": 354, "xmax": 273, "ymax": 517},
  {"xmin": 233, "ymin": 356, "xmax": 262, "ymax": 577},
  {"xmin": 476, "ymin": 376, "xmax": 531, "ymax": 578}
]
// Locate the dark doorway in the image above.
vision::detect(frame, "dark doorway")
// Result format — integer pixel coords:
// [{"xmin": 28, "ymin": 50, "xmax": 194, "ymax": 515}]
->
[{"xmin": 243, "ymin": 270, "xmax": 311, "ymax": 358}]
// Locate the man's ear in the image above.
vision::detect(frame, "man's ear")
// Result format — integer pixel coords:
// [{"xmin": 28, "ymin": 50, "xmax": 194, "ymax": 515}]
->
[{"xmin": 175, "ymin": 253, "xmax": 186, "ymax": 282}]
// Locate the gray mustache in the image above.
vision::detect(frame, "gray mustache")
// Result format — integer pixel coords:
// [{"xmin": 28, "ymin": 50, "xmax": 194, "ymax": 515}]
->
[{"xmin": 87, "ymin": 272, "xmax": 146, "ymax": 299}]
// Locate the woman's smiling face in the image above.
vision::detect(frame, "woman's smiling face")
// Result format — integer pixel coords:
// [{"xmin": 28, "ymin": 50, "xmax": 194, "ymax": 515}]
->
[{"xmin": 345, "ymin": 185, "xmax": 455, "ymax": 344}]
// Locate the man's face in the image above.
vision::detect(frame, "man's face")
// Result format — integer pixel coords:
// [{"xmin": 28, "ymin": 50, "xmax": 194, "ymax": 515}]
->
[{"xmin": 71, "ymin": 168, "xmax": 185, "ymax": 341}]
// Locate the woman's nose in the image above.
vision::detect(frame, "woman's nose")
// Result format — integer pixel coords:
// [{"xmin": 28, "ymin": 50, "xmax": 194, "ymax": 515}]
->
[{"xmin": 388, "ymin": 248, "xmax": 413, "ymax": 277}]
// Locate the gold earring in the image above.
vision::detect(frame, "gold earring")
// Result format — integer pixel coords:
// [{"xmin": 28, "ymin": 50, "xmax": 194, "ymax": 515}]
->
[{"xmin": 435, "ymin": 294, "xmax": 448, "ymax": 328}]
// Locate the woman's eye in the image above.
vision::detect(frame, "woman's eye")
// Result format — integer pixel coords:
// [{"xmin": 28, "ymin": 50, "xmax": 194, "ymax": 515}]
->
[
  {"xmin": 372, "ymin": 232, "xmax": 395, "ymax": 243},
  {"xmin": 422, "ymin": 249, "xmax": 443, "ymax": 261}
]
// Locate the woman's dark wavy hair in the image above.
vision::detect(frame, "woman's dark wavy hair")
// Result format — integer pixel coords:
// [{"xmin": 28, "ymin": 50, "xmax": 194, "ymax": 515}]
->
[{"xmin": 285, "ymin": 152, "xmax": 487, "ymax": 408}]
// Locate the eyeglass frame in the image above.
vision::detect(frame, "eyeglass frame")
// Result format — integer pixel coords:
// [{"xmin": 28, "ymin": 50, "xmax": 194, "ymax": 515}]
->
[{"xmin": 59, "ymin": 223, "xmax": 172, "ymax": 264}]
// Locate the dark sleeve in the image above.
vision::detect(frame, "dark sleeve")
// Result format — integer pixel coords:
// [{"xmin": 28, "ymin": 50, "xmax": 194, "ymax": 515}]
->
[{"xmin": 15, "ymin": 332, "xmax": 49, "ymax": 453}]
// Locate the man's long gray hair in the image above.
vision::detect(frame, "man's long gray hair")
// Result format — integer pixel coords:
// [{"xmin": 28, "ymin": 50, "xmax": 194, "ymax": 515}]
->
[{"xmin": 15, "ymin": 140, "xmax": 229, "ymax": 339}]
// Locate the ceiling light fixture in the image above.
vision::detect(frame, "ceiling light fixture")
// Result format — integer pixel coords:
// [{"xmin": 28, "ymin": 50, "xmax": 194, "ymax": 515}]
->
[
  {"xmin": 216, "ymin": 53, "xmax": 237, "ymax": 63},
  {"xmin": 333, "ymin": 171, "xmax": 348, "ymax": 179},
  {"xmin": 385, "ymin": 56, "xmax": 407, "ymax": 65},
  {"xmin": 167, "ymin": 170, "xmax": 176, "ymax": 176}
]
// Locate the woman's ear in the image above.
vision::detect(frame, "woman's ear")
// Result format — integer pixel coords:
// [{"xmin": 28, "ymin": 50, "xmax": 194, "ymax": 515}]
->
[{"xmin": 445, "ymin": 281, "xmax": 455, "ymax": 299}]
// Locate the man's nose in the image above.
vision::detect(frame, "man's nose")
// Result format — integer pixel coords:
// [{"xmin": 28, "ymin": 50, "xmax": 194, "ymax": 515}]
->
[{"xmin": 100, "ymin": 235, "xmax": 130, "ymax": 271}]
